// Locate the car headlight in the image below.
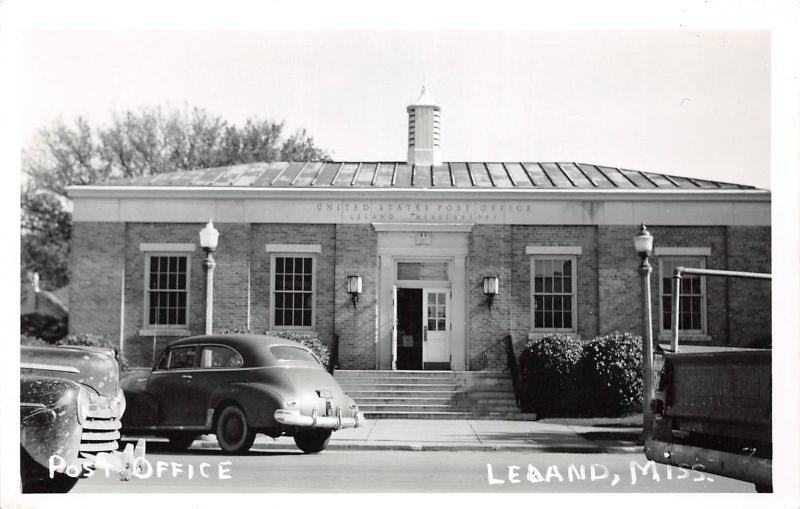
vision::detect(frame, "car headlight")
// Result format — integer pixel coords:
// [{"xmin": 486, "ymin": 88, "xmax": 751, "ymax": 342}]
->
[
  {"xmin": 76, "ymin": 387, "xmax": 91, "ymax": 424},
  {"xmin": 112, "ymin": 387, "xmax": 126, "ymax": 419}
]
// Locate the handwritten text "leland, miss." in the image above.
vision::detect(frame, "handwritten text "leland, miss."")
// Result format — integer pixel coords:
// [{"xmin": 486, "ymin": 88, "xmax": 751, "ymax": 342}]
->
[{"xmin": 487, "ymin": 460, "xmax": 714, "ymax": 486}]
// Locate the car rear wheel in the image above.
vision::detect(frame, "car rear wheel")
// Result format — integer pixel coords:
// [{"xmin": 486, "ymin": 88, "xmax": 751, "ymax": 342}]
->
[
  {"xmin": 164, "ymin": 433, "xmax": 196, "ymax": 451},
  {"xmin": 215, "ymin": 405, "xmax": 255, "ymax": 454},
  {"xmin": 294, "ymin": 429, "xmax": 332, "ymax": 454}
]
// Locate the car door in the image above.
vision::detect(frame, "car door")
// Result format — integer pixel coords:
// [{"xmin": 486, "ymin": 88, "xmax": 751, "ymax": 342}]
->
[
  {"xmin": 192, "ymin": 344, "xmax": 245, "ymax": 426},
  {"xmin": 147, "ymin": 345, "xmax": 203, "ymax": 427}
]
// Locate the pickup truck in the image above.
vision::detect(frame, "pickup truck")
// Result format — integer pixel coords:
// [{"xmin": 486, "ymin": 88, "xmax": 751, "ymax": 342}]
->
[{"xmin": 643, "ymin": 267, "xmax": 772, "ymax": 493}]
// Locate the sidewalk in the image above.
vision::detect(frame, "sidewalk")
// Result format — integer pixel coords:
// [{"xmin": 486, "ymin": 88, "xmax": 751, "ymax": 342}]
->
[{"xmin": 169, "ymin": 419, "xmax": 643, "ymax": 454}]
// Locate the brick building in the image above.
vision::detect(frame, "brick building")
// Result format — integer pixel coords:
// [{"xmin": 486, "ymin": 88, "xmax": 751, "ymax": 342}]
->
[{"xmin": 67, "ymin": 89, "xmax": 771, "ymax": 369}]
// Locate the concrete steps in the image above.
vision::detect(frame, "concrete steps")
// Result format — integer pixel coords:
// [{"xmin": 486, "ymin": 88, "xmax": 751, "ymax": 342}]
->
[{"xmin": 335, "ymin": 370, "xmax": 535, "ymax": 420}]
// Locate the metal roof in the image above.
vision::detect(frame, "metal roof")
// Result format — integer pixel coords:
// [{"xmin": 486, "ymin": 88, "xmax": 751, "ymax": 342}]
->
[{"xmin": 101, "ymin": 161, "xmax": 758, "ymax": 190}]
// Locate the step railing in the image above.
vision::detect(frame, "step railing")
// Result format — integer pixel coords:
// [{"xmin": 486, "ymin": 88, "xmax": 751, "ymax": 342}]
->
[
  {"xmin": 476, "ymin": 334, "xmax": 521, "ymax": 409},
  {"xmin": 503, "ymin": 334, "xmax": 521, "ymax": 409},
  {"xmin": 327, "ymin": 334, "xmax": 339, "ymax": 375}
]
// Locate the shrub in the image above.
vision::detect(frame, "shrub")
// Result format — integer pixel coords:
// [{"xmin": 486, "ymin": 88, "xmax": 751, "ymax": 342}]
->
[
  {"xmin": 20, "ymin": 313, "xmax": 68, "ymax": 342},
  {"xmin": 20, "ymin": 333, "xmax": 50, "ymax": 347},
  {"xmin": 519, "ymin": 334, "xmax": 584, "ymax": 416},
  {"xmin": 582, "ymin": 331, "xmax": 643, "ymax": 416}
]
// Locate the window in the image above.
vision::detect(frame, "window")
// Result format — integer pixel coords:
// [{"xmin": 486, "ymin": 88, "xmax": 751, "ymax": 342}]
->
[
  {"xmin": 145, "ymin": 254, "xmax": 190, "ymax": 327},
  {"xmin": 660, "ymin": 257, "xmax": 707, "ymax": 334},
  {"xmin": 397, "ymin": 262, "xmax": 449, "ymax": 281},
  {"xmin": 271, "ymin": 254, "xmax": 315, "ymax": 328},
  {"xmin": 427, "ymin": 291, "xmax": 447, "ymax": 331},
  {"xmin": 270, "ymin": 345, "xmax": 320, "ymax": 364},
  {"xmin": 167, "ymin": 346, "xmax": 197, "ymax": 369},
  {"xmin": 200, "ymin": 345, "xmax": 243, "ymax": 369},
  {"xmin": 531, "ymin": 256, "xmax": 577, "ymax": 332}
]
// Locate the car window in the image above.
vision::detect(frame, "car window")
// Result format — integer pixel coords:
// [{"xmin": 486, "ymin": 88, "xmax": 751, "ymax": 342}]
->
[
  {"xmin": 200, "ymin": 345, "xmax": 243, "ymax": 369},
  {"xmin": 168, "ymin": 346, "xmax": 197, "ymax": 369},
  {"xmin": 155, "ymin": 350, "xmax": 170, "ymax": 370},
  {"xmin": 270, "ymin": 345, "xmax": 320, "ymax": 364}
]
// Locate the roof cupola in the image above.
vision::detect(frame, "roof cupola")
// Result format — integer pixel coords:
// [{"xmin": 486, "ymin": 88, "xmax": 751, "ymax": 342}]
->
[{"xmin": 406, "ymin": 86, "xmax": 441, "ymax": 166}]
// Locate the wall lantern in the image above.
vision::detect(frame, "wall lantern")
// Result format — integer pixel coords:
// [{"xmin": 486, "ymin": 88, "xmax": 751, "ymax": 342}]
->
[
  {"xmin": 347, "ymin": 275, "xmax": 362, "ymax": 308},
  {"xmin": 483, "ymin": 275, "xmax": 500, "ymax": 310}
]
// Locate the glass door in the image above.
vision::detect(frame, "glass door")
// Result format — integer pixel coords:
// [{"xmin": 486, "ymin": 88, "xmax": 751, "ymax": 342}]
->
[{"xmin": 422, "ymin": 288, "xmax": 450, "ymax": 368}]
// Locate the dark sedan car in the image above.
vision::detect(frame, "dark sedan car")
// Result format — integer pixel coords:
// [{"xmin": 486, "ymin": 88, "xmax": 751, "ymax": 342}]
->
[{"xmin": 121, "ymin": 334, "xmax": 363, "ymax": 454}]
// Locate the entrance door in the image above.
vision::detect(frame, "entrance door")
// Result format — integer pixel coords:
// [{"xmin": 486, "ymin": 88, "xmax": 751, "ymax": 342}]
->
[
  {"xmin": 423, "ymin": 288, "xmax": 450, "ymax": 370},
  {"xmin": 395, "ymin": 288, "xmax": 423, "ymax": 370}
]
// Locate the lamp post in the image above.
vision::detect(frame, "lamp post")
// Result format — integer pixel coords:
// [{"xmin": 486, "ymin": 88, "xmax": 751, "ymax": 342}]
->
[
  {"xmin": 199, "ymin": 219, "xmax": 219, "ymax": 335},
  {"xmin": 634, "ymin": 223, "xmax": 655, "ymax": 439}
]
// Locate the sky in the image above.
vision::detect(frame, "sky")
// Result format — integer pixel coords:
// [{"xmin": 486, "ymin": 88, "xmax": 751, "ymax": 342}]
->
[{"xmin": 20, "ymin": 29, "xmax": 771, "ymax": 188}]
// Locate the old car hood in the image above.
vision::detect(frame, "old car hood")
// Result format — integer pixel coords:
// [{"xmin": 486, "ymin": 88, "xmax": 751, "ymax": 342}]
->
[{"xmin": 21, "ymin": 345, "xmax": 119, "ymax": 397}]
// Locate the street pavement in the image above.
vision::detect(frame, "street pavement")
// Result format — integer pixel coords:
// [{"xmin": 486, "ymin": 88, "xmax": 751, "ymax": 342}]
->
[
  {"xmin": 147, "ymin": 418, "xmax": 642, "ymax": 453},
  {"xmin": 73, "ymin": 449, "xmax": 756, "ymax": 493}
]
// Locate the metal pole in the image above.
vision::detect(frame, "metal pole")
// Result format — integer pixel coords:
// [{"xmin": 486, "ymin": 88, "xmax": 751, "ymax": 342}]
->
[
  {"xmin": 672, "ymin": 270, "xmax": 681, "ymax": 352},
  {"xmin": 639, "ymin": 254, "xmax": 655, "ymax": 439},
  {"xmin": 203, "ymin": 250, "xmax": 216, "ymax": 335}
]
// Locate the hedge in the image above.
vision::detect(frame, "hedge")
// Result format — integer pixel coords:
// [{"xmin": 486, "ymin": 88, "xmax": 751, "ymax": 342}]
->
[{"xmin": 519, "ymin": 331, "xmax": 643, "ymax": 417}]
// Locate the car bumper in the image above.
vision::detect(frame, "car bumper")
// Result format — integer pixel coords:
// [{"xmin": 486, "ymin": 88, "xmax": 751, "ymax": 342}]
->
[{"xmin": 274, "ymin": 408, "xmax": 365, "ymax": 429}]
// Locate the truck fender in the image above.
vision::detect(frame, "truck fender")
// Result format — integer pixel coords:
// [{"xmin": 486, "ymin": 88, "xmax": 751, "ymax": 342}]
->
[
  {"xmin": 208, "ymin": 383, "xmax": 286, "ymax": 429},
  {"xmin": 20, "ymin": 377, "xmax": 83, "ymax": 470}
]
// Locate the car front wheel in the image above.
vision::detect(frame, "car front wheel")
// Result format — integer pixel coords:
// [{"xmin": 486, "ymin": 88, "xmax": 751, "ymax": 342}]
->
[
  {"xmin": 294, "ymin": 429, "xmax": 332, "ymax": 454},
  {"xmin": 20, "ymin": 447, "xmax": 79, "ymax": 493},
  {"xmin": 215, "ymin": 405, "xmax": 255, "ymax": 454}
]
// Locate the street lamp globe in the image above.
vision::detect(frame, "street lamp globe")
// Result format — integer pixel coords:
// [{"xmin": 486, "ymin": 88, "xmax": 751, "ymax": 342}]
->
[
  {"xmin": 634, "ymin": 223, "xmax": 653, "ymax": 259},
  {"xmin": 199, "ymin": 219, "xmax": 219, "ymax": 252}
]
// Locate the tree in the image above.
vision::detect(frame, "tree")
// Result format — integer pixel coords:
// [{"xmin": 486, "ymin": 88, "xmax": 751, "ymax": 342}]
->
[{"xmin": 21, "ymin": 105, "xmax": 330, "ymax": 289}]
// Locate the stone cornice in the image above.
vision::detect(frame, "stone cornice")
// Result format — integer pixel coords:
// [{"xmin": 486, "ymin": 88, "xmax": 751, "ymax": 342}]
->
[{"xmin": 66, "ymin": 185, "xmax": 771, "ymax": 203}]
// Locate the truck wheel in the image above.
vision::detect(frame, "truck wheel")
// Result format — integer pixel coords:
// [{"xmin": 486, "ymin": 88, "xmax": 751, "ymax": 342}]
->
[
  {"xmin": 294, "ymin": 429, "xmax": 332, "ymax": 454},
  {"xmin": 215, "ymin": 405, "xmax": 255, "ymax": 454},
  {"xmin": 164, "ymin": 433, "xmax": 196, "ymax": 451},
  {"xmin": 20, "ymin": 447, "xmax": 79, "ymax": 493}
]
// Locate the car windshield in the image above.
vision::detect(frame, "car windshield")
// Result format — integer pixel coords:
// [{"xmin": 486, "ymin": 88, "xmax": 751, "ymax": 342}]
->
[{"xmin": 269, "ymin": 345, "xmax": 320, "ymax": 365}]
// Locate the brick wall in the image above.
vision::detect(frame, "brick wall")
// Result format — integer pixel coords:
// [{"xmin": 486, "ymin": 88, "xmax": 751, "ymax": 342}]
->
[
  {"xmin": 648, "ymin": 226, "xmax": 729, "ymax": 345},
  {"xmin": 248, "ymin": 223, "xmax": 336, "ymax": 345},
  {"xmin": 123, "ymin": 223, "xmax": 208, "ymax": 366},
  {"xmin": 69, "ymin": 222, "xmax": 125, "ymax": 345},
  {"xmin": 510, "ymin": 225, "xmax": 599, "ymax": 342},
  {"xmin": 727, "ymin": 226, "xmax": 771, "ymax": 347},
  {"xmin": 467, "ymin": 225, "xmax": 512, "ymax": 370},
  {"xmin": 334, "ymin": 224, "xmax": 377, "ymax": 369},
  {"xmin": 68, "ymin": 219, "xmax": 770, "ymax": 370}
]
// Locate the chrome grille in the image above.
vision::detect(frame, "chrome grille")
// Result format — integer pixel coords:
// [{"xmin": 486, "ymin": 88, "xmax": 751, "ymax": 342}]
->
[{"xmin": 79, "ymin": 404, "xmax": 121, "ymax": 454}]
